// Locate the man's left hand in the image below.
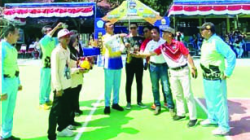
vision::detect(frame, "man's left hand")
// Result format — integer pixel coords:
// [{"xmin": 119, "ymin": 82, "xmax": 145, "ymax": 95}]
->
[{"xmin": 18, "ymin": 85, "xmax": 23, "ymax": 91}]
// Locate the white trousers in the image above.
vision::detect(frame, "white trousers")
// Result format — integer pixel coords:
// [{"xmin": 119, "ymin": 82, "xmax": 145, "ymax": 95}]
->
[{"xmin": 169, "ymin": 67, "xmax": 197, "ymax": 120}]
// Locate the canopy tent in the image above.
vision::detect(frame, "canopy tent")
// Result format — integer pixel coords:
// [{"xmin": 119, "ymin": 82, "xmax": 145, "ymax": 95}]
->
[
  {"xmin": 3, "ymin": 2, "xmax": 96, "ymax": 25},
  {"xmin": 168, "ymin": 0, "xmax": 250, "ymax": 17},
  {"xmin": 102, "ymin": 0, "xmax": 162, "ymax": 25}
]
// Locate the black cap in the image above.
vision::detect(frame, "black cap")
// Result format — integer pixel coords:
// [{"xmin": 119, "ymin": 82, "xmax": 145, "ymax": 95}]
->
[
  {"xmin": 160, "ymin": 26, "xmax": 175, "ymax": 35},
  {"xmin": 197, "ymin": 22, "xmax": 215, "ymax": 33}
]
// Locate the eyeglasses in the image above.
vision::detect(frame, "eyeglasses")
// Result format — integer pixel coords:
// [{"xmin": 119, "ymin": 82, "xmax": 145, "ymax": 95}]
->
[
  {"xmin": 130, "ymin": 27, "xmax": 136, "ymax": 30},
  {"xmin": 143, "ymin": 30, "xmax": 149, "ymax": 33}
]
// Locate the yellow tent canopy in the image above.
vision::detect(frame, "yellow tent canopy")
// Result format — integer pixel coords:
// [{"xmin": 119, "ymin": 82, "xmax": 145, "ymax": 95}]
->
[{"xmin": 102, "ymin": 0, "xmax": 162, "ymax": 25}]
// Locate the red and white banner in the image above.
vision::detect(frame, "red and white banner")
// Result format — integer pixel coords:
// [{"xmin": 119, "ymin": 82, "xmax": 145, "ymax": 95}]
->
[
  {"xmin": 168, "ymin": 4, "xmax": 250, "ymax": 16},
  {"xmin": 4, "ymin": 6, "xmax": 94, "ymax": 19}
]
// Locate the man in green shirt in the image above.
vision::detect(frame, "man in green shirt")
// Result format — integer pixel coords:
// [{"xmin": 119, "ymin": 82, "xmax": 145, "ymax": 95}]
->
[
  {"xmin": 39, "ymin": 23, "xmax": 62, "ymax": 110},
  {"xmin": 1, "ymin": 24, "xmax": 22, "ymax": 140}
]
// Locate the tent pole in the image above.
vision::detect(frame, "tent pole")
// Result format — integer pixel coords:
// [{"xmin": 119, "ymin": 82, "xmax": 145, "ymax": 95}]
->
[
  {"xmin": 173, "ymin": 16, "xmax": 176, "ymax": 32},
  {"xmin": 234, "ymin": 16, "xmax": 237, "ymax": 30},
  {"xmin": 127, "ymin": 0, "xmax": 130, "ymax": 32},
  {"xmin": 199, "ymin": 17, "xmax": 202, "ymax": 26},
  {"xmin": 226, "ymin": 17, "xmax": 230, "ymax": 33}
]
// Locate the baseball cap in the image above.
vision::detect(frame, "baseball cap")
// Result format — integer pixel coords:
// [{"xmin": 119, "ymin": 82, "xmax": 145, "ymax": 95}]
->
[
  {"xmin": 160, "ymin": 26, "xmax": 175, "ymax": 35},
  {"xmin": 197, "ymin": 22, "xmax": 215, "ymax": 32},
  {"xmin": 57, "ymin": 29, "xmax": 73, "ymax": 39}
]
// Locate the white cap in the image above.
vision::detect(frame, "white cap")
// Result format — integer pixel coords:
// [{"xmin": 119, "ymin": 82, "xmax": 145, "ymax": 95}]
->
[{"xmin": 57, "ymin": 29, "xmax": 73, "ymax": 39}]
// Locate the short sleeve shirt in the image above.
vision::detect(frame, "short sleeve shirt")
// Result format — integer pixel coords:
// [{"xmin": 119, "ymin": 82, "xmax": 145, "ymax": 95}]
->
[{"xmin": 154, "ymin": 40, "xmax": 189, "ymax": 68}]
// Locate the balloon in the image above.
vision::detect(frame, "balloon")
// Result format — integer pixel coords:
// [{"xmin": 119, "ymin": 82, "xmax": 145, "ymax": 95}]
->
[{"xmin": 80, "ymin": 60, "xmax": 91, "ymax": 70}]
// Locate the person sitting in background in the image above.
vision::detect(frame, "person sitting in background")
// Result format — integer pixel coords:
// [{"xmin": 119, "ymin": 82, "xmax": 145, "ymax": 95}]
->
[
  {"xmin": 34, "ymin": 37, "xmax": 41, "ymax": 59},
  {"xmin": 176, "ymin": 31, "xmax": 184, "ymax": 42},
  {"xmin": 28, "ymin": 41, "xmax": 36, "ymax": 59},
  {"xmin": 88, "ymin": 35, "xmax": 96, "ymax": 47},
  {"xmin": 197, "ymin": 33, "xmax": 203, "ymax": 51},
  {"xmin": 233, "ymin": 31, "xmax": 244, "ymax": 58}
]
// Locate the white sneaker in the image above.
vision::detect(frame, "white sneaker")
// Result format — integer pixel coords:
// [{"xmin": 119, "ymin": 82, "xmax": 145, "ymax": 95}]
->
[
  {"xmin": 212, "ymin": 128, "xmax": 230, "ymax": 135},
  {"xmin": 67, "ymin": 125, "xmax": 76, "ymax": 130},
  {"xmin": 200, "ymin": 119, "xmax": 217, "ymax": 126},
  {"xmin": 126, "ymin": 103, "xmax": 131, "ymax": 110},
  {"xmin": 57, "ymin": 127, "xmax": 74, "ymax": 137}
]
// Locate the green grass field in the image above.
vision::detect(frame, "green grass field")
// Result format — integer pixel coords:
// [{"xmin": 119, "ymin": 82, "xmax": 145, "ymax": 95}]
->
[{"xmin": 1, "ymin": 60, "xmax": 250, "ymax": 140}]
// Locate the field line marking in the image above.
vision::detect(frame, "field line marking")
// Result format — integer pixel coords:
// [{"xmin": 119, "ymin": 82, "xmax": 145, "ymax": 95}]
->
[
  {"xmin": 74, "ymin": 94, "xmax": 103, "ymax": 140},
  {"xmin": 194, "ymin": 98, "xmax": 233, "ymax": 140}
]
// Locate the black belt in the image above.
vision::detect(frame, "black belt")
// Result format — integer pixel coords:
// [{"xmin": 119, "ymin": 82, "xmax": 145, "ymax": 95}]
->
[
  {"xmin": 170, "ymin": 64, "xmax": 188, "ymax": 71},
  {"xmin": 203, "ymin": 73, "xmax": 221, "ymax": 81},
  {"xmin": 150, "ymin": 62, "xmax": 167, "ymax": 66},
  {"xmin": 3, "ymin": 71, "xmax": 19, "ymax": 78},
  {"xmin": 4, "ymin": 74, "xmax": 16, "ymax": 78}
]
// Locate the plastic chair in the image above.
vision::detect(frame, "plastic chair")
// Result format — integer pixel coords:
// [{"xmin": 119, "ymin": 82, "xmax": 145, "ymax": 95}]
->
[{"xmin": 18, "ymin": 44, "xmax": 27, "ymax": 58}]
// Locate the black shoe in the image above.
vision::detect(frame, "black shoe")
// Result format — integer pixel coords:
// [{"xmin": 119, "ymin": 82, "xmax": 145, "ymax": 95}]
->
[
  {"xmin": 154, "ymin": 106, "xmax": 161, "ymax": 115},
  {"xmin": 75, "ymin": 110, "xmax": 83, "ymax": 116},
  {"xmin": 1, "ymin": 136, "xmax": 21, "ymax": 140},
  {"xmin": 76, "ymin": 110, "xmax": 83, "ymax": 114},
  {"xmin": 112, "ymin": 104, "xmax": 124, "ymax": 111},
  {"xmin": 72, "ymin": 121, "xmax": 82, "ymax": 126},
  {"xmin": 173, "ymin": 115, "xmax": 186, "ymax": 121},
  {"xmin": 187, "ymin": 119, "xmax": 197, "ymax": 127},
  {"xmin": 104, "ymin": 106, "xmax": 111, "ymax": 114}
]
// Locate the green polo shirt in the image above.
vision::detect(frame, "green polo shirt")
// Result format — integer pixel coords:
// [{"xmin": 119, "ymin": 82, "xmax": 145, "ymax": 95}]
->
[
  {"xmin": 39, "ymin": 35, "xmax": 59, "ymax": 68},
  {"xmin": 1, "ymin": 40, "xmax": 19, "ymax": 77}
]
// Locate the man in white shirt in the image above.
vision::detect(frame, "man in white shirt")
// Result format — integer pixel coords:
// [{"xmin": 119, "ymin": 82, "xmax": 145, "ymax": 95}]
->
[
  {"xmin": 141, "ymin": 26, "xmax": 175, "ymax": 115},
  {"xmin": 134, "ymin": 27, "xmax": 198, "ymax": 127},
  {"xmin": 47, "ymin": 29, "xmax": 74, "ymax": 140}
]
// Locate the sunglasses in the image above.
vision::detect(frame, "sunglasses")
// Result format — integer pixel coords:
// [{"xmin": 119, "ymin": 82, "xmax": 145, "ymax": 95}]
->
[
  {"xmin": 143, "ymin": 30, "xmax": 149, "ymax": 33},
  {"xmin": 130, "ymin": 27, "xmax": 137, "ymax": 30},
  {"xmin": 200, "ymin": 28, "xmax": 210, "ymax": 31}
]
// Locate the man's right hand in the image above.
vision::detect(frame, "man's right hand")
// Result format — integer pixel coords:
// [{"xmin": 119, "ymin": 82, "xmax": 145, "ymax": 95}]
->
[
  {"xmin": 0, "ymin": 94, "xmax": 8, "ymax": 101},
  {"xmin": 55, "ymin": 22, "xmax": 63, "ymax": 30},
  {"xmin": 56, "ymin": 90, "xmax": 63, "ymax": 97},
  {"xmin": 125, "ymin": 43, "xmax": 130, "ymax": 48}
]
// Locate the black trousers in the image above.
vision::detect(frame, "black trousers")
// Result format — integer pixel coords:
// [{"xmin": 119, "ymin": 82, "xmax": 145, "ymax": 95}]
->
[
  {"xmin": 125, "ymin": 62, "xmax": 143, "ymax": 104},
  {"xmin": 69, "ymin": 84, "xmax": 82, "ymax": 124},
  {"xmin": 47, "ymin": 88, "xmax": 71, "ymax": 140}
]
